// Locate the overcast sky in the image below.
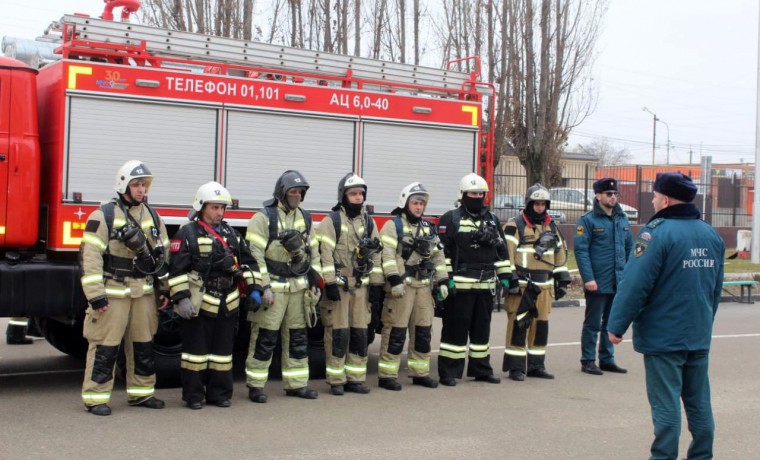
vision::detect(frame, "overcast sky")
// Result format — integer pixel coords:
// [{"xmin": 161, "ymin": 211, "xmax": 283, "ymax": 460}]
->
[{"xmin": 2, "ymin": 0, "xmax": 758, "ymax": 166}]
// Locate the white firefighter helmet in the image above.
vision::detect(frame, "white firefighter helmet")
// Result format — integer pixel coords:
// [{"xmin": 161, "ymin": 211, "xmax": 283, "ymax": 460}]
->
[
  {"xmin": 392, "ymin": 182, "xmax": 430, "ymax": 215},
  {"xmin": 192, "ymin": 181, "xmax": 233, "ymax": 211},
  {"xmin": 114, "ymin": 160, "xmax": 154, "ymax": 194},
  {"xmin": 337, "ymin": 173, "xmax": 367, "ymax": 202},
  {"xmin": 458, "ymin": 173, "xmax": 489, "ymax": 200},
  {"xmin": 525, "ymin": 183, "xmax": 551, "ymax": 208}
]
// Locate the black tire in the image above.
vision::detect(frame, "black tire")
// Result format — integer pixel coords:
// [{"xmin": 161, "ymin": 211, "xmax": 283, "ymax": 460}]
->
[
  {"xmin": 152, "ymin": 310, "xmax": 183, "ymax": 388},
  {"xmin": 37, "ymin": 317, "xmax": 88, "ymax": 359}
]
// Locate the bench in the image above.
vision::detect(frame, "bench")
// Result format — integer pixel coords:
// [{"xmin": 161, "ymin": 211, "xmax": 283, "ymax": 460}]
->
[{"xmin": 722, "ymin": 280, "xmax": 758, "ymax": 304}]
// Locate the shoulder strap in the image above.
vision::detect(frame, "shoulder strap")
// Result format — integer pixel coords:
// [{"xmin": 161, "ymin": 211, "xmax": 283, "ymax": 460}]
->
[
  {"xmin": 99, "ymin": 202, "xmax": 116, "ymax": 240},
  {"xmin": 393, "ymin": 216, "xmax": 404, "ymax": 241},
  {"xmin": 263, "ymin": 206, "xmax": 279, "ymax": 250},
  {"xmin": 514, "ymin": 215, "xmax": 527, "ymax": 244},
  {"xmin": 451, "ymin": 208, "xmax": 461, "ymax": 231},
  {"xmin": 301, "ymin": 208, "xmax": 312, "ymax": 235},
  {"xmin": 364, "ymin": 213, "xmax": 375, "ymax": 236},
  {"xmin": 143, "ymin": 202, "xmax": 162, "ymax": 232},
  {"xmin": 329, "ymin": 210, "xmax": 342, "ymax": 243}
]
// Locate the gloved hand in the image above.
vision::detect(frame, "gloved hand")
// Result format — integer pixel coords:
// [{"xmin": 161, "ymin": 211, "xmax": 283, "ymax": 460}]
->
[
  {"xmin": 261, "ymin": 288, "xmax": 275, "ymax": 307},
  {"xmin": 325, "ymin": 283, "xmax": 341, "ymax": 301},
  {"xmin": 176, "ymin": 297, "xmax": 195, "ymax": 320},
  {"xmin": 447, "ymin": 278, "xmax": 457, "ymax": 298},
  {"xmin": 436, "ymin": 284, "xmax": 449, "ymax": 301},
  {"xmin": 391, "ymin": 283, "xmax": 405, "ymax": 298},
  {"xmin": 244, "ymin": 290, "xmax": 263, "ymax": 313}
]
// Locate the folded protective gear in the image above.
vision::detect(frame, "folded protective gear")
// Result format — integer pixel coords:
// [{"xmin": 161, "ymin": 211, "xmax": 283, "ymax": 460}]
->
[
  {"xmin": 244, "ymin": 290, "xmax": 263, "ymax": 313},
  {"xmin": 436, "ymin": 284, "xmax": 449, "ymax": 301},
  {"xmin": 261, "ymin": 288, "xmax": 274, "ymax": 307},
  {"xmin": 515, "ymin": 280, "xmax": 542, "ymax": 330},
  {"xmin": 325, "ymin": 283, "xmax": 341, "ymax": 301},
  {"xmin": 176, "ymin": 297, "xmax": 195, "ymax": 320},
  {"xmin": 391, "ymin": 283, "xmax": 406, "ymax": 298},
  {"xmin": 555, "ymin": 283, "xmax": 568, "ymax": 300}
]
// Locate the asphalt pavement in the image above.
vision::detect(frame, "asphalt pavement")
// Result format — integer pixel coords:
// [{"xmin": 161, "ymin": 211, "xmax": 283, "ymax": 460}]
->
[{"xmin": 1, "ymin": 302, "xmax": 758, "ymax": 459}]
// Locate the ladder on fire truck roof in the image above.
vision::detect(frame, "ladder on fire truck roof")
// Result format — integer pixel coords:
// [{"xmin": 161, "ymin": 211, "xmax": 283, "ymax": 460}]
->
[{"xmin": 55, "ymin": 14, "xmax": 478, "ymax": 97}]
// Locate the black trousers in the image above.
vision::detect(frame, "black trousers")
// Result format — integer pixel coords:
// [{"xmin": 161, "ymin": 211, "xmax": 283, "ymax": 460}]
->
[
  {"xmin": 180, "ymin": 312, "xmax": 237, "ymax": 404},
  {"xmin": 438, "ymin": 290, "xmax": 494, "ymax": 379}
]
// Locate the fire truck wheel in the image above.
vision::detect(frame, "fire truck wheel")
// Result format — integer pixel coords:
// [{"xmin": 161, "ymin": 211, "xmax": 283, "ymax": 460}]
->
[{"xmin": 37, "ymin": 317, "xmax": 88, "ymax": 359}]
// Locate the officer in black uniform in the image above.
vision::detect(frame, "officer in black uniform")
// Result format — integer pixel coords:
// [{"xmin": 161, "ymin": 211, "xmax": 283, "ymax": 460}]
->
[{"xmin": 168, "ymin": 182, "xmax": 262, "ymax": 409}]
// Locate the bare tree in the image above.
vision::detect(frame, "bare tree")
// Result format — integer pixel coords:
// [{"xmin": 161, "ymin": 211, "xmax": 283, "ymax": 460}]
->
[
  {"xmin": 502, "ymin": 0, "xmax": 605, "ymax": 186},
  {"xmin": 140, "ymin": 0, "xmax": 257, "ymax": 40},
  {"xmin": 574, "ymin": 138, "xmax": 632, "ymax": 166}
]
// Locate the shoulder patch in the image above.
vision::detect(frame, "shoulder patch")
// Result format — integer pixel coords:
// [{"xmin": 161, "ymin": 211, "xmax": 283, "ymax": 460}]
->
[
  {"xmin": 85, "ymin": 220, "xmax": 100, "ymax": 233},
  {"xmin": 639, "ymin": 232, "xmax": 652, "ymax": 242},
  {"xmin": 576, "ymin": 225, "xmax": 584, "ymax": 236},
  {"xmin": 437, "ymin": 225, "xmax": 447, "ymax": 234},
  {"xmin": 634, "ymin": 241, "xmax": 647, "ymax": 257},
  {"xmin": 170, "ymin": 240, "xmax": 182, "ymax": 253}
]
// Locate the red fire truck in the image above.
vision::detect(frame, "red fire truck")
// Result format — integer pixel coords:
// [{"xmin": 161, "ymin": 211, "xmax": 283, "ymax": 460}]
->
[{"xmin": 0, "ymin": 5, "xmax": 495, "ymax": 382}]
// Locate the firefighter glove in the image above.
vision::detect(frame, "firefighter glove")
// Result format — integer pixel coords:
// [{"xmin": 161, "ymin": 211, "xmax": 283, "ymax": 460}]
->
[
  {"xmin": 244, "ymin": 290, "xmax": 262, "ymax": 313},
  {"xmin": 555, "ymin": 284, "xmax": 568, "ymax": 300},
  {"xmin": 325, "ymin": 283, "xmax": 341, "ymax": 301},
  {"xmin": 391, "ymin": 283, "xmax": 405, "ymax": 298},
  {"xmin": 436, "ymin": 284, "xmax": 449, "ymax": 301},
  {"xmin": 447, "ymin": 278, "xmax": 457, "ymax": 298},
  {"xmin": 176, "ymin": 297, "xmax": 195, "ymax": 320},
  {"xmin": 261, "ymin": 288, "xmax": 275, "ymax": 307}
]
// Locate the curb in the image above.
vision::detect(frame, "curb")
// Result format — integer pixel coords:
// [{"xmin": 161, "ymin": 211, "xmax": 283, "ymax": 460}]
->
[{"xmin": 553, "ymin": 299, "xmax": 582, "ymax": 308}]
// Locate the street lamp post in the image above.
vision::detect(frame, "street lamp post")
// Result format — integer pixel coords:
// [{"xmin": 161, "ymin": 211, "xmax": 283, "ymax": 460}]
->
[{"xmin": 642, "ymin": 107, "xmax": 670, "ymax": 164}]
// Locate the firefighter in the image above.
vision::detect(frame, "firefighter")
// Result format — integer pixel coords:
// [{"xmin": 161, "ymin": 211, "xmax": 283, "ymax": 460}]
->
[
  {"xmin": 503, "ymin": 184, "xmax": 571, "ymax": 381},
  {"xmin": 318, "ymin": 173, "xmax": 384, "ymax": 395},
  {"xmin": 79, "ymin": 160, "xmax": 170, "ymax": 416},
  {"xmin": 377, "ymin": 183, "xmax": 448, "ymax": 391},
  {"xmin": 245, "ymin": 171, "xmax": 321, "ymax": 402},
  {"xmin": 437, "ymin": 173, "xmax": 513, "ymax": 387},
  {"xmin": 168, "ymin": 182, "xmax": 263, "ymax": 409},
  {"xmin": 6, "ymin": 318, "xmax": 35, "ymax": 345}
]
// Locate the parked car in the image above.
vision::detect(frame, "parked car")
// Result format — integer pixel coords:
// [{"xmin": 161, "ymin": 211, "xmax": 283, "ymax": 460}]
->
[
  {"xmin": 493, "ymin": 194, "xmax": 567, "ymax": 223},
  {"xmin": 549, "ymin": 187, "xmax": 639, "ymax": 224}
]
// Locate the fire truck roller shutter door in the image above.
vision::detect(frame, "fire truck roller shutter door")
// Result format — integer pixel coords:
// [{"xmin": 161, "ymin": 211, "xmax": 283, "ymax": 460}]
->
[
  {"xmin": 224, "ymin": 110, "xmax": 356, "ymax": 210},
  {"xmin": 361, "ymin": 122, "xmax": 478, "ymax": 215},
  {"xmin": 66, "ymin": 96, "xmax": 217, "ymax": 206}
]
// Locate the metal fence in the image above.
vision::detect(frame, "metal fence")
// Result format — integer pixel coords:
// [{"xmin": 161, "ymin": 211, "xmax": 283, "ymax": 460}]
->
[{"xmin": 493, "ymin": 164, "xmax": 753, "ymax": 227}]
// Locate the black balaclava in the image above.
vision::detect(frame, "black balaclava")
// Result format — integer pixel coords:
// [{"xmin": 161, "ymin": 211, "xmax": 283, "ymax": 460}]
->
[
  {"xmin": 461, "ymin": 195, "xmax": 485, "ymax": 214},
  {"xmin": 342, "ymin": 190, "xmax": 363, "ymax": 218},
  {"xmin": 525, "ymin": 202, "xmax": 548, "ymax": 225},
  {"xmin": 403, "ymin": 207, "xmax": 421, "ymax": 224}
]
